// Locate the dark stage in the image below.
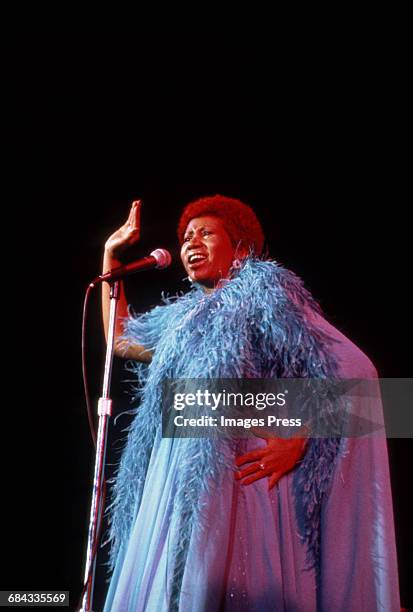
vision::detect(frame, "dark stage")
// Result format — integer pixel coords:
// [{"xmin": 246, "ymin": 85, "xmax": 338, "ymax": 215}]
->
[{"xmin": 5, "ymin": 32, "xmax": 411, "ymax": 610}]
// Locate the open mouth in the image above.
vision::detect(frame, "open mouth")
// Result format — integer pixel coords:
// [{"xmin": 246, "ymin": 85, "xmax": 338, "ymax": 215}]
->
[{"xmin": 188, "ymin": 253, "xmax": 208, "ymax": 267}]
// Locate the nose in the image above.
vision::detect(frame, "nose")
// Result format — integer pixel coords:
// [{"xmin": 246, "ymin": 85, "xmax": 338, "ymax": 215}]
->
[{"xmin": 187, "ymin": 232, "xmax": 203, "ymax": 250}]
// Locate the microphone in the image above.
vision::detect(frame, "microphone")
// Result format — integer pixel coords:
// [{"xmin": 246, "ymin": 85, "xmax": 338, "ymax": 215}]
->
[{"xmin": 90, "ymin": 249, "xmax": 172, "ymax": 286}]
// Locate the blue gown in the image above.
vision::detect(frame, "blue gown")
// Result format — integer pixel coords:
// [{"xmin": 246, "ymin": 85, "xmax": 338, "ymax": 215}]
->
[{"xmin": 102, "ymin": 260, "xmax": 400, "ymax": 611}]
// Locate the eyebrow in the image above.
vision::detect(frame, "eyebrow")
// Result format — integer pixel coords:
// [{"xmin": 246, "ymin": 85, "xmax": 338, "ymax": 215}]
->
[{"xmin": 184, "ymin": 224, "xmax": 214, "ymax": 237}]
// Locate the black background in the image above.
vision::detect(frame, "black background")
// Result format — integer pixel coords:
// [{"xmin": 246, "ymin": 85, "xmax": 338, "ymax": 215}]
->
[{"xmin": 5, "ymin": 32, "xmax": 411, "ymax": 610}]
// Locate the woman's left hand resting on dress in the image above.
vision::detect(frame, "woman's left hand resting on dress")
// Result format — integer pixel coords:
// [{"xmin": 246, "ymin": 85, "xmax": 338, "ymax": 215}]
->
[
  {"xmin": 235, "ymin": 428, "xmax": 309, "ymax": 490},
  {"xmin": 102, "ymin": 200, "xmax": 152, "ymax": 363}
]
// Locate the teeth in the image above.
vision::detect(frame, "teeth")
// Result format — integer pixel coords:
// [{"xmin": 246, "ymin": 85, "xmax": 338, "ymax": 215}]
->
[{"xmin": 189, "ymin": 254, "xmax": 206, "ymax": 264}]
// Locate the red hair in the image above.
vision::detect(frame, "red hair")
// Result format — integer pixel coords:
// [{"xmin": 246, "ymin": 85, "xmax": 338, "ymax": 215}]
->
[{"xmin": 177, "ymin": 194, "xmax": 265, "ymax": 255}]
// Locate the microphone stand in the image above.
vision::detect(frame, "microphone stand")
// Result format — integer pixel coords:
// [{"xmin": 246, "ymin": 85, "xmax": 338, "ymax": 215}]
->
[{"xmin": 80, "ymin": 280, "xmax": 119, "ymax": 612}]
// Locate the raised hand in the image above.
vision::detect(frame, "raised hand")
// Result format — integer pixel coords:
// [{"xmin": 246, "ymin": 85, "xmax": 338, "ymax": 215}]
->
[
  {"xmin": 101, "ymin": 199, "xmax": 152, "ymax": 361},
  {"xmin": 104, "ymin": 200, "xmax": 142, "ymax": 258},
  {"xmin": 234, "ymin": 430, "xmax": 308, "ymax": 490}
]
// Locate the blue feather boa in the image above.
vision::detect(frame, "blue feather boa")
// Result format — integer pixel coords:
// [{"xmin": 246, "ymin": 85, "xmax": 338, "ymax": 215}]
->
[{"xmin": 103, "ymin": 258, "xmax": 342, "ymax": 607}]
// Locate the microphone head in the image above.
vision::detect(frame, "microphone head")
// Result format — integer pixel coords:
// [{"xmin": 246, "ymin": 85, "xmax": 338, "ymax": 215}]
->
[{"xmin": 151, "ymin": 248, "xmax": 172, "ymax": 269}]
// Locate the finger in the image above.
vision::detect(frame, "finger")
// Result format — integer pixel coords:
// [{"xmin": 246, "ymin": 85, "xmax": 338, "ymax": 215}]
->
[
  {"xmin": 132, "ymin": 200, "xmax": 141, "ymax": 230},
  {"xmin": 126, "ymin": 200, "xmax": 141, "ymax": 226},
  {"xmin": 125, "ymin": 202, "xmax": 141, "ymax": 238},
  {"xmin": 126, "ymin": 202, "xmax": 136, "ymax": 225},
  {"xmin": 235, "ymin": 449, "xmax": 265, "ymax": 467},
  {"xmin": 240, "ymin": 468, "xmax": 273, "ymax": 486},
  {"xmin": 236, "ymin": 454, "xmax": 281, "ymax": 476},
  {"xmin": 234, "ymin": 464, "xmax": 257, "ymax": 480},
  {"xmin": 268, "ymin": 471, "xmax": 283, "ymax": 490},
  {"xmin": 235, "ymin": 458, "xmax": 274, "ymax": 480}
]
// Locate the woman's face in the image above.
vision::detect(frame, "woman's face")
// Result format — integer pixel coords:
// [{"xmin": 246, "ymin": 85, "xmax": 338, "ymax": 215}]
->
[{"xmin": 180, "ymin": 216, "xmax": 236, "ymax": 290}]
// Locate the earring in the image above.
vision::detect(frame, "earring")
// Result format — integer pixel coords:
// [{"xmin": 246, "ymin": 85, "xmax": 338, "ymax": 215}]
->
[{"xmin": 232, "ymin": 258, "xmax": 242, "ymax": 269}]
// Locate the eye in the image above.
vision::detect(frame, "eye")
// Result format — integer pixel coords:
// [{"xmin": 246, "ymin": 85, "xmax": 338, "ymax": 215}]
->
[
  {"xmin": 202, "ymin": 230, "xmax": 211, "ymax": 236},
  {"xmin": 183, "ymin": 235, "xmax": 191, "ymax": 243}
]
